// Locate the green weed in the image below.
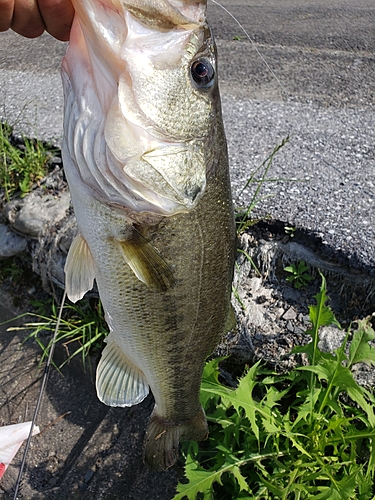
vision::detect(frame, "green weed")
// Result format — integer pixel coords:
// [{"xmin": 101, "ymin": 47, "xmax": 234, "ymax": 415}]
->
[
  {"xmin": 7, "ymin": 298, "xmax": 109, "ymax": 369},
  {"xmin": 0, "ymin": 257, "xmax": 25, "ymax": 283},
  {"xmin": 284, "ymin": 225, "xmax": 296, "ymax": 238},
  {"xmin": 236, "ymin": 136, "xmax": 290, "ymax": 235},
  {"xmin": 174, "ymin": 274, "xmax": 375, "ymax": 499},
  {"xmin": 0, "ymin": 121, "xmax": 51, "ymax": 201},
  {"xmin": 284, "ymin": 261, "xmax": 313, "ymax": 289},
  {"xmin": 233, "ymin": 137, "xmax": 291, "ymax": 301}
]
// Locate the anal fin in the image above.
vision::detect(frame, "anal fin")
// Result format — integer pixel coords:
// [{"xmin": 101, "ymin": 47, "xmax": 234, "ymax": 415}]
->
[
  {"xmin": 64, "ymin": 234, "xmax": 96, "ymax": 303},
  {"xmin": 114, "ymin": 228, "xmax": 174, "ymax": 291},
  {"xmin": 96, "ymin": 334, "xmax": 149, "ymax": 407}
]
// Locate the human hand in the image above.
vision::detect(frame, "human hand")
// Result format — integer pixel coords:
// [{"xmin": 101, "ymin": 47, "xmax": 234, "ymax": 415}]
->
[{"xmin": 0, "ymin": 0, "xmax": 74, "ymax": 41}]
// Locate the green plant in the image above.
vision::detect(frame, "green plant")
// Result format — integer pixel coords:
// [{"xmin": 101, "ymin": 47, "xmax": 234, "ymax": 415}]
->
[
  {"xmin": 234, "ymin": 137, "xmax": 295, "ymax": 295},
  {"xmin": 174, "ymin": 275, "xmax": 375, "ymax": 499},
  {"xmin": 284, "ymin": 260, "xmax": 313, "ymax": 289},
  {"xmin": 6, "ymin": 297, "xmax": 109, "ymax": 369},
  {"xmin": 236, "ymin": 136, "xmax": 290, "ymax": 235},
  {"xmin": 284, "ymin": 225, "xmax": 296, "ymax": 238},
  {"xmin": 0, "ymin": 257, "xmax": 25, "ymax": 283},
  {"xmin": 0, "ymin": 121, "xmax": 51, "ymax": 200}
]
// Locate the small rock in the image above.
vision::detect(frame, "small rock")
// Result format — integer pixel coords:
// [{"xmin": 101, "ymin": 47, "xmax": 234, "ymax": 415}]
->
[
  {"xmin": 318, "ymin": 326, "xmax": 346, "ymax": 353},
  {"xmin": 84, "ymin": 469, "xmax": 95, "ymax": 484},
  {"xmin": 0, "ymin": 223, "xmax": 27, "ymax": 259},
  {"xmin": 302, "ymin": 314, "xmax": 311, "ymax": 325},
  {"xmin": 294, "ymin": 326, "xmax": 305, "ymax": 335},
  {"xmin": 282, "ymin": 307, "xmax": 297, "ymax": 321},
  {"xmin": 274, "ymin": 307, "xmax": 286, "ymax": 320},
  {"xmin": 51, "ymin": 156, "xmax": 62, "ymax": 165},
  {"xmin": 286, "ymin": 320, "xmax": 295, "ymax": 332},
  {"xmin": 4, "ymin": 189, "xmax": 71, "ymax": 239}
]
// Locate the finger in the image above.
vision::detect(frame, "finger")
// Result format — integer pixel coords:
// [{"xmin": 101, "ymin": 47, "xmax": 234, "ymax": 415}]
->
[
  {"xmin": 0, "ymin": 0, "xmax": 15, "ymax": 32},
  {"xmin": 38, "ymin": 0, "xmax": 74, "ymax": 41},
  {"xmin": 11, "ymin": 0, "xmax": 46, "ymax": 38}
]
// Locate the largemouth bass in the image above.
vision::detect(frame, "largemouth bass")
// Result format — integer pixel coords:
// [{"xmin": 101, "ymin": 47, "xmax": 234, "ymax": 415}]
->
[{"xmin": 62, "ymin": 0, "xmax": 236, "ymax": 470}]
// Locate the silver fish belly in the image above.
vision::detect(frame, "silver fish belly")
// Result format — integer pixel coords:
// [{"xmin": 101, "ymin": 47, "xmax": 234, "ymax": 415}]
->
[{"xmin": 62, "ymin": 0, "xmax": 236, "ymax": 470}]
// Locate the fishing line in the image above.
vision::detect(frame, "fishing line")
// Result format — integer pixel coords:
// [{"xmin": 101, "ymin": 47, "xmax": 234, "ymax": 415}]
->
[
  {"xmin": 209, "ymin": 0, "xmax": 287, "ymax": 94},
  {"xmin": 12, "ymin": 290, "xmax": 67, "ymax": 500}
]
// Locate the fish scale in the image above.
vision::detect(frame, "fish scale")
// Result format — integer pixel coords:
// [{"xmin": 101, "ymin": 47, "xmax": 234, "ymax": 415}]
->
[{"xmin": 62, "ymin": 0, "xmax": 235, "ymax": 470}]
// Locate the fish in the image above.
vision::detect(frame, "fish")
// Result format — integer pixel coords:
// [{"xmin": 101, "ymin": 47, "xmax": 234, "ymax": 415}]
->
[{"xmin": 61, "ymin": 0, "xmax": 236, "ymax": 470}]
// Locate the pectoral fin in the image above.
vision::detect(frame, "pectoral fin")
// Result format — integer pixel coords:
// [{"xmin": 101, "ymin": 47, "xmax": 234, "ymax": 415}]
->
[
  {"xmin": 96, "ymin": 334, "xmax": 149, "ymax": 407},
  {"xmin": 64, "ymin": 234, "xmax": 96, "ymax": 303},
  {"xmin": 114, "ymin": 229, "xmax": 174, "ymax": 291}
]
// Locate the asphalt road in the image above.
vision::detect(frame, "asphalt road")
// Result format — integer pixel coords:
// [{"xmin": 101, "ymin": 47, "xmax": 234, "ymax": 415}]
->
[{"xmin": 0, "ymin": 0, "xmax": 374, "ymax": 269}]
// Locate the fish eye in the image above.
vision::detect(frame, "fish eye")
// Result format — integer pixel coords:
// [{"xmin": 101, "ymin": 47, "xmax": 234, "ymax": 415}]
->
[{"xmin": 190, "ymin": 58, "xmax": 215, "ymax": 89}]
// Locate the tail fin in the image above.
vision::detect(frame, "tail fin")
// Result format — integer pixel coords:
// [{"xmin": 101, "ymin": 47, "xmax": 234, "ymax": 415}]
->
[{"xmin": 143, "ymin": 407, "xmax": 208, "ymax": 471}]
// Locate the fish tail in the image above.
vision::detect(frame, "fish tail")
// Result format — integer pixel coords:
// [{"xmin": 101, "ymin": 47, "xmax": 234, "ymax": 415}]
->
[{"xmin": 143, "ymin": 407, "xmax": 208, "ymax": 471}]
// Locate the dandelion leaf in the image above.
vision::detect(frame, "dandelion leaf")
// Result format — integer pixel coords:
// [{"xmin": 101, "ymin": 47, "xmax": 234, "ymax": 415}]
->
[
  {"xmin": 313, "ymin": 470, "xmax": 358, "ymax": 500},
  {"xmin": 349, "ymin": 317, "xmax": 375, "ymax": 367},
  {"xmin": 231, "ymin": 465, "xmax": 249, "ymax": 492},
  {"xmin": 298, "ymin": 357, "xmax": 375, "ymax": 426},
  {"xmin": 308, "ymin": 273, "xmax": 340, "ymax": 329},
  {"xmin": 223, "ymin": 361, "xmax": 263, "ymax": 442},
  {"xmin": 200, "ymin": 358, "xmax": 232, "ymax": 407},
  {"xmin": 292, "ymin": 273, "xmax": 340, "ymax": 363},
  {"xmin": 174, "ymin": 459, "xmax": 248, "ymax": 500}
]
